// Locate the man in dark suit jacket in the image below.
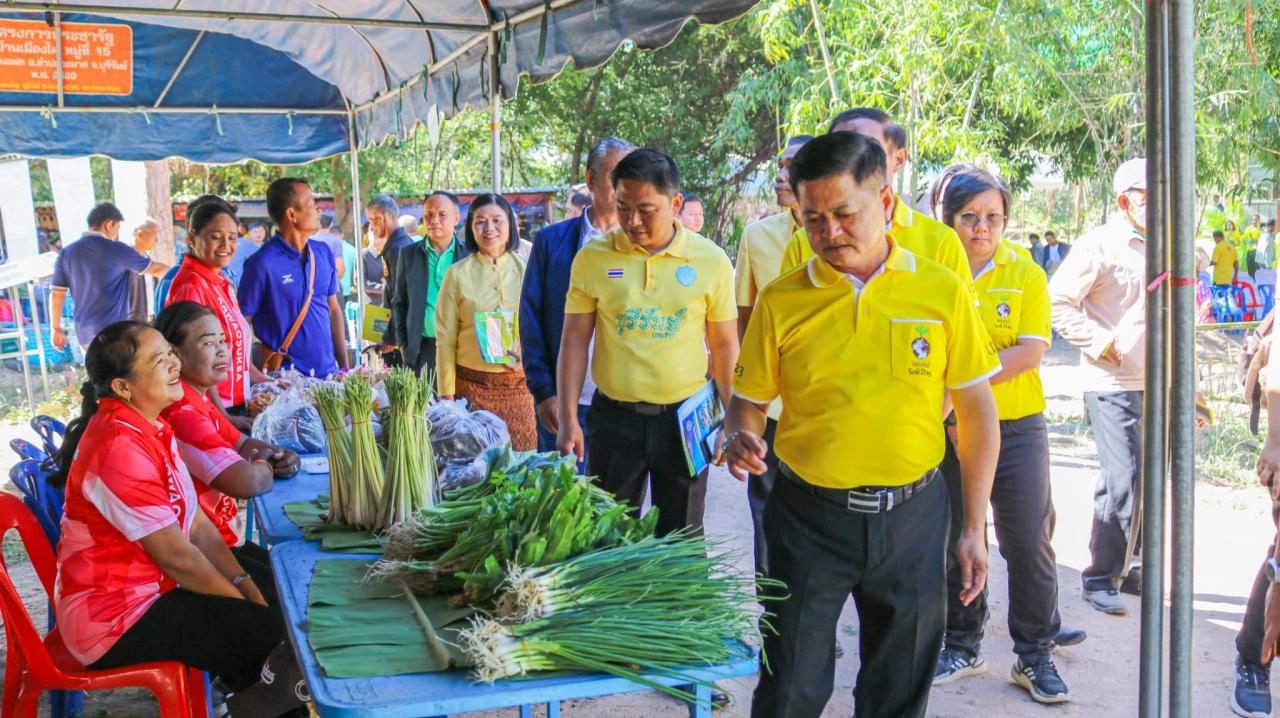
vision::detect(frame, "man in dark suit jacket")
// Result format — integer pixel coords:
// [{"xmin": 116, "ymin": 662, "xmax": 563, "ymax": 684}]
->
[
  {"xmin": 392, "ymin": 191, "xmax": 468, "ymax": 374},
  {"xmin": 520, "ymin": 137, "xmax": 635, "ymax": 452},
  {"xmin": 368, "ymin": 194, "xmax": 415, "ymax": 366}
]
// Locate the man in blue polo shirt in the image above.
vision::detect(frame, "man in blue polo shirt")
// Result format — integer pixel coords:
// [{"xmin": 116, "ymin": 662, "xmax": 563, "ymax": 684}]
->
[
  {"xmin": 50, "ymin": 202, "xmax": 171, "ymax": 351},
  {"xmin": 238, "ymin": 177, "xmax": 349, "ymax": 377}
]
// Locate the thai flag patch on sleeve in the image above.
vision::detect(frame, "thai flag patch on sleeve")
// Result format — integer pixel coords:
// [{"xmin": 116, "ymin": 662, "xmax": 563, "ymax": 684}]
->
[{"xmin": 607, "ymin": 268, "xmax": 624, "ymax": 279}]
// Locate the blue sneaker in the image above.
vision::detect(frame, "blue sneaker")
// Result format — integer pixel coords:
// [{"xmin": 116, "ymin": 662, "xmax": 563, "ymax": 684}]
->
[{"xmin": 1233, "ymin": 656, "xmax": 1272, "ymax": 717}]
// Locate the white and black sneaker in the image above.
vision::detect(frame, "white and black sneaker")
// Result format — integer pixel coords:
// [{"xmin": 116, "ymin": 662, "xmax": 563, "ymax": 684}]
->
[
  {"xmin": 933, "ymin": 647, "xmax": 987, "ymax": 685},
  {"xmin": 1012, "ymin": 656, "xmax": 1070, "ymax": 704}
]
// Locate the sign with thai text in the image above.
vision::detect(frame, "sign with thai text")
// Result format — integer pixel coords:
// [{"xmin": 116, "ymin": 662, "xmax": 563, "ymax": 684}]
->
[{"xmin": 0, "ymin": 19, "xmax": 133, "ymax": 95}]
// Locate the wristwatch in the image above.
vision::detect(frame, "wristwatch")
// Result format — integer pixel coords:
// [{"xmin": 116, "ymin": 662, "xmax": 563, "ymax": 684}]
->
[{"xmin": 1265, "ymin": 557, "xmax": 1280, "ymax": 583}]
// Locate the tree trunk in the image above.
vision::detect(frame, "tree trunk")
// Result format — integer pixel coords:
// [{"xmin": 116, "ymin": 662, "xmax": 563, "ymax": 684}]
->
[
  {"xmin": 569, "ymin": 67, "xmax": 609, "ymax": 184},
  {"xmin": 147, "ymin": 160, "xmax": 175, "ymax": 265}
]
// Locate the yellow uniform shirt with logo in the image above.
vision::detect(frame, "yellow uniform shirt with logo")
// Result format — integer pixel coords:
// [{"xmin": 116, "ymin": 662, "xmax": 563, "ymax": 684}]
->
[
  {"xmin": 778, "ymin": 195, "xmax": 972, "ymax": 285},
  {"xmin": 974, "ymin": 240, "xmax": 1051, "ymax": 421},
  {"xmin": 734, "ymin": 240, "xmax": 1000, "ymax": 489},
  {"xmin": 1211, "ymin": 241, "xmax": 1238, "ymax": 285},
  {"xmin": 566, "ymin": 223, "xmax": 737, "ymax": 405},
  {"xmin": 435, "ymin": 251, "xmax": 527, "ymax": 397}
]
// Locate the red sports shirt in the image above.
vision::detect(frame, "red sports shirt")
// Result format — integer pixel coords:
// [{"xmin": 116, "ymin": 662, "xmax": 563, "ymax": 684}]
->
[
  {"xmin": 160, "ymin": 380, "xmax": 245, "ymax": 548},
  {"xmin": 166, "ymin": 256, "xmax": 252, "ymax": 407},
  {"xmin": 54, "ymin": 398, "xmax": 199, "ymax": 666}
]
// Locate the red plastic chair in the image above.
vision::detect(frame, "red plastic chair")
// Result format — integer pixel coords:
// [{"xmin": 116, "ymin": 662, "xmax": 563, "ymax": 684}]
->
[
  {"xmin": 1234, "ymin": 280, "xmax": 1262, "ymax": 321},
  {"xmin": 0, "ymin": 493, "xmax": 208, "ymax": 717}
]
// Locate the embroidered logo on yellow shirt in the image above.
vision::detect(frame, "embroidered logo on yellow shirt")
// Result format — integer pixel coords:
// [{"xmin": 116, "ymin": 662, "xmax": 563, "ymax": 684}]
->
[{"xmin": 617, "ymin": 307, "xmax": 688, "ymax": 338}]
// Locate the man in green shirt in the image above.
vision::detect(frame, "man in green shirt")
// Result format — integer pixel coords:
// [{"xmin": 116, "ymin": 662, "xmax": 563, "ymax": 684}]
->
[{"xmin": 392, "ymin": 191, "xmax": 469, "ymax": 374}]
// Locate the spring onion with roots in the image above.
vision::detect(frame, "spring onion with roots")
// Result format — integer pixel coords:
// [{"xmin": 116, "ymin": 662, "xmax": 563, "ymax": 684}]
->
[
  {"xmin": 344, "ymin": 374, "xmax": 384, "ymax": 530},
  {"xmin": 312, "ymin": 384, "xmax": 352, "ymax": 525},
  {"xmin": 460, "ymin": 534, "xmax": 777, "ymax": 702},
  {"xmin": 369, "ymin": 460, "xmax": 658, "ymax": 605},
  {"xmin": 375, "ymin": 368, "xmax": 437, "ymax": 532}
]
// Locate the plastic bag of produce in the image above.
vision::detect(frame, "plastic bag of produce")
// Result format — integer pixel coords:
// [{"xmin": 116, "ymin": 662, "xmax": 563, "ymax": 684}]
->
[
  {"xmin": 251, "ymin": 387, "xmax": 327, "ymax": 453},
  {"xmin": 428, "ymin": 399, "xmax": 510, "ymax": 491}
]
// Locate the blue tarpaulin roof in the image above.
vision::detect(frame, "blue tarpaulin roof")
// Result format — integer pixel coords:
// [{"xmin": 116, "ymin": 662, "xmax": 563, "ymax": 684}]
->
[{"xmin": 0, "ymin": 0, "xmax": 757, "ymax": 164}]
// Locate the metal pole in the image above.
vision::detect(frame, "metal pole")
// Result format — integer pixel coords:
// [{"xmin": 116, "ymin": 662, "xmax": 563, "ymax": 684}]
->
[
  {"xmin": 25, "ymin": 281, "xmax": 48, "ymax": 398},
  {"xmin": 3, "ymin": 2, "xmax": 490, "ymax": 31},
  {"xmin": 9, "ymin": 287, "xmax": 33, "ymax": 409},
  {"xmin": 348, "ymin": 111, "xmax": 366, "ymax": 367},
  {"xmin": 53, "ymin": 12, "xmax": 64, "ymax": 108},
  {"xmin": 1139, "ymin": 2, "xmax": 1169, "ymax": 715},
  {"xmin": 488, "ymin": 33, "xmax": 501, "ymax": 194},
  {"xmin": 1167, "ymin": 1, "xmax": 1196, "ymax": 715}
]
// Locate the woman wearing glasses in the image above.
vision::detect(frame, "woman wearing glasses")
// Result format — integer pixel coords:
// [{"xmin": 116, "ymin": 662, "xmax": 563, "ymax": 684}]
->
[{"xmin": 930, "ymin": 166, "xmax": 1075, "ymax": 705}]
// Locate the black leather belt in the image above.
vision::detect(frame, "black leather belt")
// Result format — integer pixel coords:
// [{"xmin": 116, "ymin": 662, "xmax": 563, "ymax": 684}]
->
[
  {"xmin": 595, "ymin": 392, "xmax": 681, "ymax": 416},
  {"xmin": 779, "ymin": 464, "xmax": 939, "ymax": 514}
]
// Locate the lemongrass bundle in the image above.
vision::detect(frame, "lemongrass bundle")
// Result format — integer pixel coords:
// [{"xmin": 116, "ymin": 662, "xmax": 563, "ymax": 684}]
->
[
  {"xmin": 375, "ymin": 369, "xmax": 437, "ymax": 532},
  {"xmin": 312, "ymin": 384, "xmax": 352, "ymax": 525},
  {"xmin": 344, "ymin": 374, "xmax": 384, "ymax": 530}
]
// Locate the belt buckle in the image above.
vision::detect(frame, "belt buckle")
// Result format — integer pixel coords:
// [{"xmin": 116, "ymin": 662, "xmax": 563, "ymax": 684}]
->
[
  {"xmin": 846, "ymin": 490, "xmax": 883, "ymax": 514},
  {"xmin": 635, "ymin": 403, "xmax": 661, "ymax": 416}
]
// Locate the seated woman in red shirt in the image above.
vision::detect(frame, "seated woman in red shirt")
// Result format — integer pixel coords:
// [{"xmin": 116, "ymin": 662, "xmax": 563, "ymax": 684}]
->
[
  {"xmin": 154, "ymin": 301, "xmax": 300, "ymax": 605},
  {"xmin": 51, "ymin": 321, "xmax": 301, "ymax": 712},
  {"xmin": 166, "ymin": 195, "xmax": 267, "ymax": 431}
]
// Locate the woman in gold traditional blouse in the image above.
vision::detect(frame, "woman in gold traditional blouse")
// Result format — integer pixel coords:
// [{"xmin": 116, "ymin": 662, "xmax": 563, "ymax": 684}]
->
[{"xmin": 436, "ymin": 193, "xmax": 537, "ymax": 449}]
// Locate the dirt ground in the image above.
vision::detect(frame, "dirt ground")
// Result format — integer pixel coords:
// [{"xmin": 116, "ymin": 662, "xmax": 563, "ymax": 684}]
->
[{"xmin": 0, "ymin": 342, "xmax": 1271, "ymax": 717}]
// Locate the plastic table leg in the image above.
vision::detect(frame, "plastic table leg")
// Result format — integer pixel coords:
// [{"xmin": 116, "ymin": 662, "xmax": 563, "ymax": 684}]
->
[
  {"xmin": 689, "ymin": 684, "xmax": 711, "ymax": 718},
  {"xmin": 548, "ymin": 701, "xmax": 561, "ymax": 717}
]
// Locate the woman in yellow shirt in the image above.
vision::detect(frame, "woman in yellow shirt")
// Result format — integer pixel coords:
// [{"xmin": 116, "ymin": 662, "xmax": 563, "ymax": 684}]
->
[
  {"xmin": 932, "ymin": 166, "xmax": 1076, "ymax": 704},
  {"xmin": 436, "ymin": 194, "xmax": 537, "ymax": 450}
]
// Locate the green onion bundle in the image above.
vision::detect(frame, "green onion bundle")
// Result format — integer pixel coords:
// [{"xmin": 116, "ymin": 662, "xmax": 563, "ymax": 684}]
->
[
  {"xmin": 460, "ymin": 536, "xmax": 771, "ymax": 702},
  {"xmin": 375, "ymin": 368, "xmax": 438, "ymax": 532},
  {"xmin": 370, "ymin": 461, "xmax": 658, "ymax": 605},
  {"xmin": 312, "ymin": 384, "xmax": 352, "ymax": 525},
  {"xmin": 344, "ymin": 374, "xmax": 384, "ymax": 530}
]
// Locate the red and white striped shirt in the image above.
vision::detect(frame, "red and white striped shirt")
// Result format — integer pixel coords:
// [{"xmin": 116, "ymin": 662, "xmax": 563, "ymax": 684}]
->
[{"xmin": 54, "ymin": 399, "xmax": 198, "ymax": 666}]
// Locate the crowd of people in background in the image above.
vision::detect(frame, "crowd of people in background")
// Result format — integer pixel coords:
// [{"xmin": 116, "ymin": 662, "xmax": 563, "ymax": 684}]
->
[{"xmin": 36, "ymin": 100, "xmax": 1280, "ymax": 718}]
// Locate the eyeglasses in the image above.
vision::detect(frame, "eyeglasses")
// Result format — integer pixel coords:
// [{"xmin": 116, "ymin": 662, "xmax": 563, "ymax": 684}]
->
[{"xmin": 956, "ymin": 212, "xmax": 1006, "ymax": 229}]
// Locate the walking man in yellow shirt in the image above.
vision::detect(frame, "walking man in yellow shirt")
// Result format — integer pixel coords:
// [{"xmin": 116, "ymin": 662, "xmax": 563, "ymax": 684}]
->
[
  {"xmin": 557, "ymin": 149, "xmax": 739, "ymax": 536},
  {"xmin": 734, "ymin": 133, "xmax": 810, "ymax": 579},
  {"xmin": 723, "ymin": 132, "xmax": 1001, "ymax": 718},
  {"xmin": 1212, "ymin": 229, "xmax": 1240, "ymax": 287}
]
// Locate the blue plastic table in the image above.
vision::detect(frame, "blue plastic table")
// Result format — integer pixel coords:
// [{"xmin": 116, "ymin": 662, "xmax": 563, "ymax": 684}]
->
[
  {"xmin": 270, "ymin": 539, "xmax": 759, "ymax": 718},
  {"xmin": 252, "ymin": 458, "xmax": 329, "ymax": 545}
]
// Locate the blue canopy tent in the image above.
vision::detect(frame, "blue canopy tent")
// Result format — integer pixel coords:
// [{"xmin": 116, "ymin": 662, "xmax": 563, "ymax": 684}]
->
[{"xmin": 0, "ymin": 0, "xmax": 758, "ymax": 362}]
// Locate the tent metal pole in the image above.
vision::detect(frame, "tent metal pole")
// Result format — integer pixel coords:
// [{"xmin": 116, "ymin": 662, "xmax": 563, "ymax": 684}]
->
[
  {"xmin": 348, "ymin": 110, "xmax": 366, "ymax": 367},
  {"xmin": 154, "ymin": 31, "xmax": 206, "ymax": 109},
  {"xmin": 1, "ymin": 2, "xmax": 491, "ymax": 31},
  {"xmin": 488, "ymin": 33, "xmax": 501, "ymax": 193},
  {"xmin": 25, "ymin": 281, "xmax": 49, "ymax": 398},
  {"xmin": 354, "ymin": 0, "xmax": 586, "ymax": 117},
  {"xmin": 53, "ymin": 12, "xmax": 64, "ymax": 108},
  {"xmin": 9, "ymin": 287, "xmax": 34, "ymax": 410},
  {"xmin": 1167, "ymin": 1, "xmax": 1196, "ymax": 715},
  {"xmin": 1139, "ymin": 2, "xmax": 1169, "ymax": 715}
]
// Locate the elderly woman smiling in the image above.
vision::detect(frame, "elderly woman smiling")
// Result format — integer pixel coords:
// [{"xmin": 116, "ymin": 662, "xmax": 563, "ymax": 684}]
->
[{"xmin": 166, "ymin": 196, "xmax": 268, "ymax": 430}]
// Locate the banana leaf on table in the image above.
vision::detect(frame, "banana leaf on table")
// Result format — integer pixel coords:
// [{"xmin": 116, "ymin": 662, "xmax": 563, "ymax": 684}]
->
[{"xmin": 283, "ymin": 494, "xmax": 386, "ymax": 554}]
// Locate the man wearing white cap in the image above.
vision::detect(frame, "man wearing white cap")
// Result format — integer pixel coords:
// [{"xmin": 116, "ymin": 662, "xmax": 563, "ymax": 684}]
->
[{"xmin": 1048, "ymin": 158, "xmax": 1148, "ymax": 616}]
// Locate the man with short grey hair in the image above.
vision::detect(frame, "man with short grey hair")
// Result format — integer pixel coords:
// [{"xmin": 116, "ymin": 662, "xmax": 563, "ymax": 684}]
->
[
  {"xmin": 367, "ymin": 194, "xmax": 414, "ymax": 365},
  {"xmin": 520, "ymin": 136, "xmax": 635, "ymax": 456},
  {"xmin": 127, "ymin": 217, "xmax": 161, "ymax": 322}
]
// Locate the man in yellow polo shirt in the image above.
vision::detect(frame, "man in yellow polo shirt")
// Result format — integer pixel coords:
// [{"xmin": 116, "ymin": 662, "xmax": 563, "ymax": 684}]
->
[
  {"xmin": 1211, "ymin": 229, "xmax": 1239, "ymax": 287},
  {"xmin": 734, "ymin": 133, "xmax": 811, "ymax": 580},
  {"xmin": 777, "ymin": 108, "xmax": 970, "ymax": 284},
  {"xmin": 558, "ymin": 148, "xmax": 738, "ymax": 536},
  {"xmin": 723, "ymin": 132, "xmax": 1000, "ymax": 718}
]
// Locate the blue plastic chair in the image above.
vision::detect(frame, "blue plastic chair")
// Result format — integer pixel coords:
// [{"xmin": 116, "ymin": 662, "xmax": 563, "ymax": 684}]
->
[
  {"xmin": 1261, "ymin": 284, "xmax": 1275, "ymax": 318},
  {"xmin": 9, "ymin": 438, "xmax": 47, "ymax": 464},
  {"xmin": 31, "ymin": 415, "xmax": 66, "ymax": 459},
  {"xmin": 1211, "ymin": 285, "xmax": 1244, "ymax": 324}
]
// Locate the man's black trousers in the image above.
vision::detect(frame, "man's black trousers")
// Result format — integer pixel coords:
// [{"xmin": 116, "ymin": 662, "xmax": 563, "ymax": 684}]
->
[
  {"xmin": 586, "ymin": 393, "xmax": 707, "ymax": 537},
  {"xmin": 1082, "ymin": 390, "xmax": 1144, "ymax": 591},
  {"xmin": 752, "ymin": 469, "xmax": 948, "ymax": 718}
]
